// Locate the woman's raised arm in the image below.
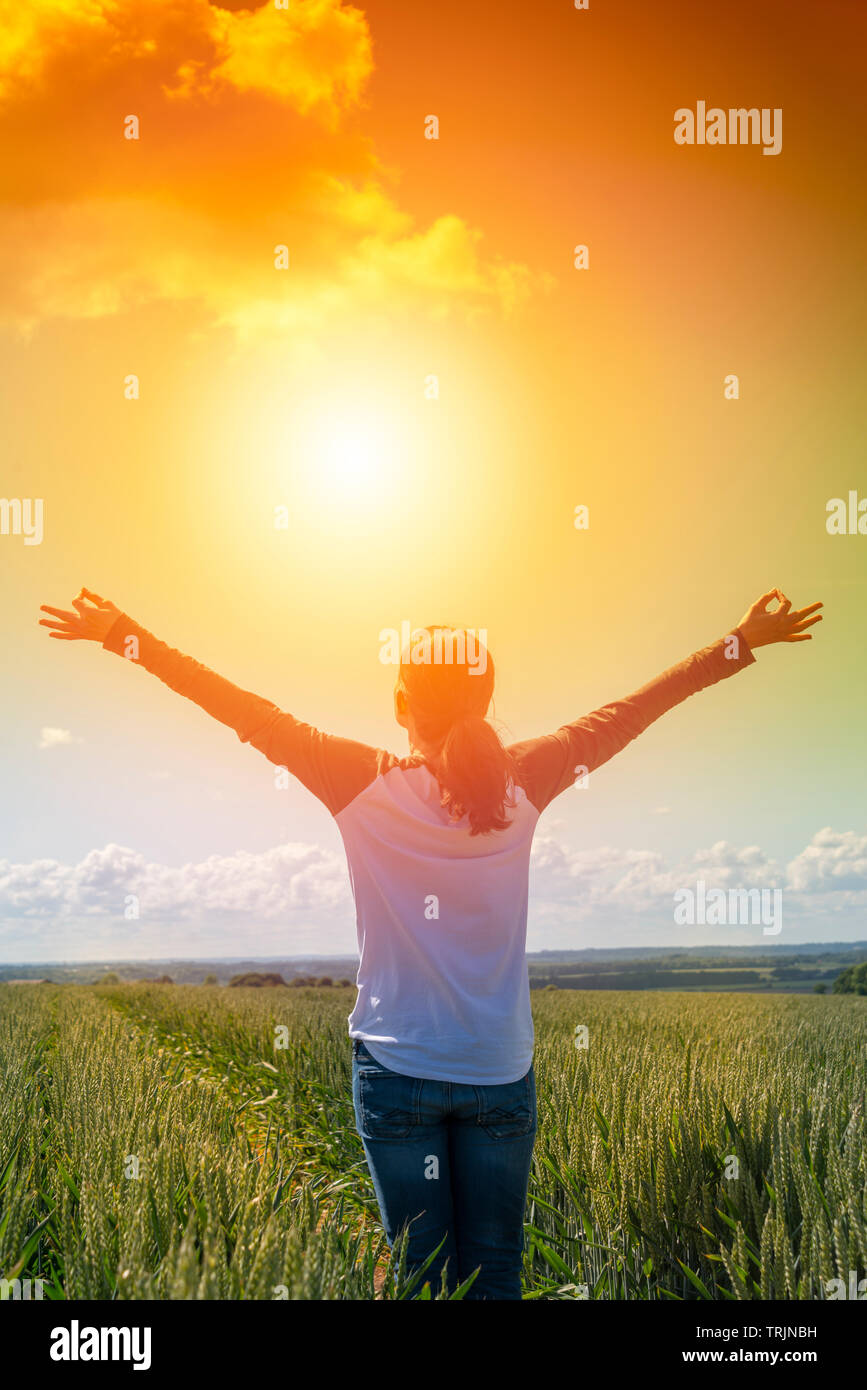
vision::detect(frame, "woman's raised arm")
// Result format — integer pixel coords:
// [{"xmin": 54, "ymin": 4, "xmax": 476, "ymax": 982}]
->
[
  {"xmin": 38, "ymin": 589, "xmax": 383, "ymax": 815},
  {"xmin": 507, "ymin": 589, "xmax": 823, "ymax": 815}
]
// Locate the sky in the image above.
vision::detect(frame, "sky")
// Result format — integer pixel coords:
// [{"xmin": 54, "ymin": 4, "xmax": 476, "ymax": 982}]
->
[{"xmin": 1, "ymin": 0, "xmax": 865, "ymax": 962}]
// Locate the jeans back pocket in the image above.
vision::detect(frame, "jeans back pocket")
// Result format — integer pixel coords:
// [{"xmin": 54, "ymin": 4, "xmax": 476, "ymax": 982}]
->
[
  {"xmin": 474, "ymin": 1068, "xmax": 536, "ymax": 1140},
  {"xmin": 355, "ymin": 1049, "xmax": 422, "ymax": 1141}
]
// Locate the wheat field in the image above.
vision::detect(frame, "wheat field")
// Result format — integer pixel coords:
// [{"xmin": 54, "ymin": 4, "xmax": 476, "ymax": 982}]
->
[{"xmin": 1, "ymin": 983, "xmax": 864, "ymax": 1300}]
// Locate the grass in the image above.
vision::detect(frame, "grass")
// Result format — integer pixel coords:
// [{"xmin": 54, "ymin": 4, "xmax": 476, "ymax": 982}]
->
[{"xmin": 0, "ymin": 983, "xmax": 864, "ymax": 1300}]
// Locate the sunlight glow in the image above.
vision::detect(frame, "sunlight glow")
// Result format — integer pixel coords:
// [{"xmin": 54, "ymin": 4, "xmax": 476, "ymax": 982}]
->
[
  {"xmin": 319, "ymin": 419, "xmax": 381, "ymax": 491},
  {"xmin": 277, "ymin": 386, "xmax": 412, "ymax": 513}
]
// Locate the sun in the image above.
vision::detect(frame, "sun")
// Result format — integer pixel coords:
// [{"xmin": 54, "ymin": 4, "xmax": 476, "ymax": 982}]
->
[
  {"xmin": 247, "ymin": 367, "xmax": 432, "ymax": 532},
  {"xmin": 285, "ymin": 389, "xmax": 409, "ymax": 509},
  {"xmin": 318, "ymin": 419, "xmax": 381, "ymax": 491}
]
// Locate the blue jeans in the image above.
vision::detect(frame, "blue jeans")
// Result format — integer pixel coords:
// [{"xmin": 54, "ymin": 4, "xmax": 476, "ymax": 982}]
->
[{"xmin": 352, "ymin": 1038, "xmax": 537, "ymax": 1300}]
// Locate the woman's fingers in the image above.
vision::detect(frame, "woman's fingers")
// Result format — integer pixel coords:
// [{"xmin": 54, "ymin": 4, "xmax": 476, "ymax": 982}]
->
[
  {"xmin": 753, "ymin": 590, "xmax": 778, "ymax": 611},
  {"xmin": 40, "ymin": 605, "xmax": 77, "ymax": 621},
  {"xmin": 39, "ymin": 618, "xmax": 77, "ymax": 632},
  {"xmin": 738, "ymin": 591, "xmax": 824, "ymax": 650},
  {"xmin": 39, "ymin": 592, "xmax": 117, "ymax": 645}
]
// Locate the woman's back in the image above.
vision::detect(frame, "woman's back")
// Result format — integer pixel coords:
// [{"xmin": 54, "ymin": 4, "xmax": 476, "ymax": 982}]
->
[{"xmin": 339, "ymin": 756, "xmax": 539, "ymax": 1084}]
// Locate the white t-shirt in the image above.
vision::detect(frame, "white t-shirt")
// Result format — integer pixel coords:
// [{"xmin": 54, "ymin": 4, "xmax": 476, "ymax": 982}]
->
[{"xmin": 339, "ymin": 764, "xmax": 539, "ymax": 1083}]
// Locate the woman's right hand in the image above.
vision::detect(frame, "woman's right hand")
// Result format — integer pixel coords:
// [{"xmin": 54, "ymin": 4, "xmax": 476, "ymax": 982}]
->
[
  {"xmin": 39, "ymin": 589, "xmax": 121, "ymax": 643},
  {"xmin": 736, "ymin": 590, "xmax": 823, "ymax": 650}
]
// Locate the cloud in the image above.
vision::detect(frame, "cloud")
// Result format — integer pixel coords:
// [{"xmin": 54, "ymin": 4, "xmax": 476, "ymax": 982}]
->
[
  {"xmin": 529, "ymin": 829, "xmax": 867, "ymax": 926},
  {"xmin": 38, "ymin": 727, "xmax": 81, "ymax": 749},
  {"xmin": 0, "ymin": 0, "xmax": 542, "ymax": 335},
  {"xmin": 199, "ymin": 0, "xmax": 373, "ymax": 114},
  {"xmin": 0, "ymin": 0, "xmax": 372, "ymax": 121},
  {"xmin": 0, "ymin": 841, "xmax": 351, "ymax": 923},
  {"xmin": 787, "ymin": 828, "xmax": 867, "ymax": 893},
  {"xmin": 2, "ymin": 830, "xmax": 865, "ymax": 942}
]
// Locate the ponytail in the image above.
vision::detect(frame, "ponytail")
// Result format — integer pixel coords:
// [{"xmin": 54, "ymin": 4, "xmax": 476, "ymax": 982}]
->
[
  {"xmin": 397, "ymin": 627, "xmax": 516, "ymax": 836},
  {"xmin": 435, "ymin": 713, "xmax": 517, "ymax": 836}
]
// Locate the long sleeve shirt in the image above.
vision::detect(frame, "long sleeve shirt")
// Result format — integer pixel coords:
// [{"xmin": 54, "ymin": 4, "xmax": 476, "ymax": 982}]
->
[{"xmin": 103, "ymin": 615, "xmax": 755, "ymax": 1083}]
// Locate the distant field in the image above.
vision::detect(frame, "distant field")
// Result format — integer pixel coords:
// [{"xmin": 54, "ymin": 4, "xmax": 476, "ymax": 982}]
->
[
  {"xmin": 530, "ymin": 969, "xmax": 838, "ymax": 994},
  {"xmin": 1, "ymin": 984, "xmax": 865, "ymax": 1300},
  {"xmin": 527, "ymin": 961, "xmax": 851, "ymax": 994}
]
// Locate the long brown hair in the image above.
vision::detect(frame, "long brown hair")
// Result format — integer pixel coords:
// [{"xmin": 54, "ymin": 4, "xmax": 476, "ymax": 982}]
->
[{"xmin": 397, "ymin": 626, "xmax": 516, "ymax": 835}]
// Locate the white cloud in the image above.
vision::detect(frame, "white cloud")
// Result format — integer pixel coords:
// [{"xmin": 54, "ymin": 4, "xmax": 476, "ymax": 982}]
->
[
  {"xmin": 529, "ymin": 829, "xmax": 867, "ymax": 926},
  {"xmin": 1, "ymin": 829, "xmax": 864, "ymax": 959},
  {"xmin": 38, "ymin": 727, "xmax": 81, "ymax": 749},
  {"xmin": 0, "ymin": 841, "xmax": 350, "ymax": 922},
  {"xmin": 787, "ymin": 828, "xmax": 867, "ymax": 893}
]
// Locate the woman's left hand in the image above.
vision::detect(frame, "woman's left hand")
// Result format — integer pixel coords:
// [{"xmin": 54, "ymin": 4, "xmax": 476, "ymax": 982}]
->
[{"xmin": 39, "ymin": 589, "xmax": 121, "ymax": 642}]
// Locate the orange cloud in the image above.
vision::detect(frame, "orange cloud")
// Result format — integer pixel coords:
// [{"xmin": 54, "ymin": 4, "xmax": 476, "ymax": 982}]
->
[
  {"xmin": 193, "ymin": 0, "xmax": 372, "ymax": 114},
  {"xmin": 0, "ymin": 0, "xmax": 542, "ymax": 337},
  {"xmin": 0, "ymin": 0, "xmax": 371, "ymax": 119}
]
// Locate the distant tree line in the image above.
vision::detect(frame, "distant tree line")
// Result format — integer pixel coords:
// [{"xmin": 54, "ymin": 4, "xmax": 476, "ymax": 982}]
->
[
  {"xmin": 832, "ymin": 962, "xmax": 867, "ymax": 995},
  {"xmin": 92, "ymin": 972, "xmax": 174, "ymax": 985},
  {"xmin": 227, "ymin": 972, "xmax": 353, "ymax": 988},
  {"xmin": 87, "ymin": 971, "xmax": 355, "ymax": 988},
  {"xmin": 530, "ymin": 969, "xmax": 770, "ymax": 991}
]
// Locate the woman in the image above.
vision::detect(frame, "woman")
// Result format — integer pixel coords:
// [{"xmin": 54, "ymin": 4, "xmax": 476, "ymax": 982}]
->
[{"xmin": 39, "ymin": 586, "xmax": 822, "ymax": 1299}]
